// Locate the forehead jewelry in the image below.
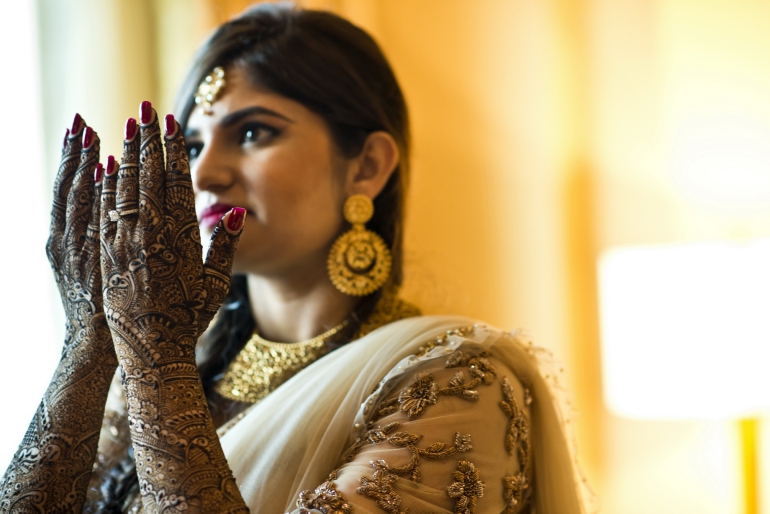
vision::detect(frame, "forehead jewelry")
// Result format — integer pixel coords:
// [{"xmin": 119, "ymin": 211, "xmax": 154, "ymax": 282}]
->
[{"xmin": 194, "ymin": 66, "xmax": 226, "ymax": 115}]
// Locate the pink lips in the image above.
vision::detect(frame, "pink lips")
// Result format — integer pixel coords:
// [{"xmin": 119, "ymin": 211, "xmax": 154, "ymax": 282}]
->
[{"xmin": 199, "ymin": 203, "xmax": 236, "ymax": 229}]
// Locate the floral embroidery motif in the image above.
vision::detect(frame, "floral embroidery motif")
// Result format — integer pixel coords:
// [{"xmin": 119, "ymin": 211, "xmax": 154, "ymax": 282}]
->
[
  {"xmin": 447, "ymin": 460, "xmax": 485, "ymax": 514},
  {"xmin": 372, "ymin": 431, "xmax": 472, "ymax": 482},
  {"xmin": 297, "ymin": 475, "xmax": 353, "ymax": 514},
  {"xmin": 414, "ymin": 326, "xmax": 477, "ymax": 357},
  {"xmin": 502, "ymin": 472, "xmax": 530, "ymax": 513},
  {"xmin": 355, "ymin": 432, "xmax": 472, "ymax": 513},
  {"xmin": 357, "ymin": 465, "xmax": 404, "ymax": 514},
  {"xmin": 347, "ymin": 422, "xmax": 401, "ymax": 462},
  {"xmin": 374, "ymin": 359, "xmax": 497, "ymax": 421},
  {"xmin": 445, "ymin": 351, "xmax": 497, "ymax": 385},
  {"xmin": 398, "ymin": 372, "xmax": 440, "ymax": 417},
  {"xmin": 499, "ymin": 378, "xmax": 531, "ymax": 467},
  {"xmin": 499, "ymin": 377, "xmax": 532, "ymax": 512}
]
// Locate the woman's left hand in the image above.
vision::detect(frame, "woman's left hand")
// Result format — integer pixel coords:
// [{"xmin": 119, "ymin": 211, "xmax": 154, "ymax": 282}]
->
[{"xmin": 100, "ymin": 102, "xmax": 248, "ymax": 512}]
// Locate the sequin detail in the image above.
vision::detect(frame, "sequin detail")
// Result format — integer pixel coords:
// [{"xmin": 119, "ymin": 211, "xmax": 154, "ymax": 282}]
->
[
  {"xmin": 297, "ymin": 475, "xmax": 353, "ymax": 514},
  {"xmin": 447, "ymin": 460, "xmax": 485, "ymax": 514}
]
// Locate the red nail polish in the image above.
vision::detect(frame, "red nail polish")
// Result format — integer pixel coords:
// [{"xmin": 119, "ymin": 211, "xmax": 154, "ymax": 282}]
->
[
  {"xmin": 227, "ymin": 207, "xmax": 246, "ymax": 232},
  {"xmin": 71, "ymin": 113, "xmax": 82, "ymax": 134},
  {"xmin": 140, "ymin": 101, "xmax": 153, "ymax": 124},
  {"xmin": 94, "ymin": 163, "xmax": 104, "ymax": 184},
  {"xmin": 62, "ymin": 128, "xmax": 69, "ymax": 149},
  {"xmin": 125, "ymin": 118, "xmax": 137, "ymax": 141},
  {"xmin": 106, "ymin": 155, "xmax": 116, "ymax": 175},
  {"xmin": 82, "ymin": 126, "xmax": 94, "ymax": 148},
  {"xmin": 164, "ymin": 114, "xmax": 176, "ymax": 137}
]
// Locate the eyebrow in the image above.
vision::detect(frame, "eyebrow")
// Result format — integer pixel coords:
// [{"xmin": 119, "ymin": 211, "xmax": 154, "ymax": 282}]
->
[
  {"xmin": 185, "ymin": 106, "xmax": 295, "ymax": 138},
  {"xmin": 221, "ymin": 105, "xmax": 295, "ymax": 126}
]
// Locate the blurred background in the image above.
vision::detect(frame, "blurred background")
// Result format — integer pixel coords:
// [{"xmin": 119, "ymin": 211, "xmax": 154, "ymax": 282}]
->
[{"xmin": 2, "ymin": 0, "xmax": 770, "ymax": 512}]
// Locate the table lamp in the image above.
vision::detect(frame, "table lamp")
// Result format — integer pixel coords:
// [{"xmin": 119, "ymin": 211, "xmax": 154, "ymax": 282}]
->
[{"xmin": 598, "ymin": 238, "xmax": 770, "ymax": 514}]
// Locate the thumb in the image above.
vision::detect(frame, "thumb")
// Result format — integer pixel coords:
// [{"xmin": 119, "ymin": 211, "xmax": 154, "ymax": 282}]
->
[{"xmin": 201, "ymin": 207, "xmax": 246, "ymax": 324}]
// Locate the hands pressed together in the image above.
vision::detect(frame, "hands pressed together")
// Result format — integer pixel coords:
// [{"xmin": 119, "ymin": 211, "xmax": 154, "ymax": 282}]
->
[{"xmin": 0, "ymin": 102, "xmax": 248, "ymax": 514}]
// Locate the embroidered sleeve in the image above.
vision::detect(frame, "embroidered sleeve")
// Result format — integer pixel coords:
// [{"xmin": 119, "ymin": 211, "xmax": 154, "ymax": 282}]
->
[{"xmin": 296, "ymin": 348, "xmax": 533, "ymax": 514}]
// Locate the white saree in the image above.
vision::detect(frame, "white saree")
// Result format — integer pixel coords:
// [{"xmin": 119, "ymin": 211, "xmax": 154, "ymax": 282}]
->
[{"xmin": 220, "ymin": 315, "xmax": 593, "ymax": 514}]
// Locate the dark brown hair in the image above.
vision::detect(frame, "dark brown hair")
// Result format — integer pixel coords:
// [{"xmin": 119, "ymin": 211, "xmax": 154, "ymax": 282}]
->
[{"xmin": 178, "ymin": 4, "xmax": 411, "ymax": 395}]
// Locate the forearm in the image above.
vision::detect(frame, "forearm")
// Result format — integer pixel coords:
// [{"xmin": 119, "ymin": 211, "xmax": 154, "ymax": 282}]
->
[
  {"xmin": 117, "ymin": 335, "xmax": 248, "ymax": 514},
  {"xmin": 0, "ymin": 332, "xmax": 117, "ymax": 513}
]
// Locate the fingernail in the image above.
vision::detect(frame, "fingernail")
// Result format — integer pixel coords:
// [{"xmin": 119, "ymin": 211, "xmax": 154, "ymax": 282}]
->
[
  {"xmin": 125, "ymin": 118, "xmax": 137, "ymax": 141},
  {"xmin": 94, "ymin": 163, "xmax": 104, "ymax": 184},
  {"xmin": 164, "ymin": 114, "xmax": 176, "ymax": 137},
  {"xmin": 82, "ymin": 126, "xmax": 94, "ymax": 149},
  {"xmin": 71, "ymin": 113, "xmax": 83, "ymax": 134},
  {"xmin": 226, "ymin": 207, "xmax": 246, "ymax": 232},
  {"xmin": 106, "ymin": 155, "xmax": 117, "ymax": 176},
  {"xmin": 140, "ymin": 100, "xmax": 153, "ymax": 125},
  {"xmin": 62, "ymin": 128, "xmax": 69, "ymax": 149}
]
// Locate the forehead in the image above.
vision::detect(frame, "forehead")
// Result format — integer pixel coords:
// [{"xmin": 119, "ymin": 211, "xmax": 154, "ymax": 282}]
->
[{"xmin": 186, "ymin": 66, "xmax": 312, "ymax": 130}]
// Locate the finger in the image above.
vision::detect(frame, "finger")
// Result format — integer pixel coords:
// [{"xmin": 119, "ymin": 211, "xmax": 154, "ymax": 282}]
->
[
  {"xmin": 116, "ymin": 116, "xmax": 140, "ymax": 231},
  {"xmin": 201, "ymin": 208, "xmax": 245, "ymax": 324},
  {"xmin": 47, "ymin": 114, "xmax": 85, "ymax": 268},
  {"xmin": 137, "ymin": 101, "xmax": 165, "ymax": 234},
  {"xmin": 84, "ymin": 162, "xmax": 104, "ymax": 295},
  {"xmin": 64, "ymin": 126, "xmax": 100, "ymax": 256},
  {"xmin": 163, "ymin": 113, "xmax": 196, "ymax": 226},
  {"xmin": 100, "ymin": 155, "xmax": 118, "ymax": 243},
  {"xmin": 100, "ymin": 155, "xmax": 119, "ymax": 275}
]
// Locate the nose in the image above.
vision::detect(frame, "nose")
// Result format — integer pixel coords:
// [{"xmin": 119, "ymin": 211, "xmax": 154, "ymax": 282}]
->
[{"xmin": 191, "ymin": 139, "xmax": 236, "ymax": 194}]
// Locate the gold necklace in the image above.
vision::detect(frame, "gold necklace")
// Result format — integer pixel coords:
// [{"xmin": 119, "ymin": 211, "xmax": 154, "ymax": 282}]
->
[{"xmin": 215, "ymin": 320, "xmax": 349, "ymax": 403}]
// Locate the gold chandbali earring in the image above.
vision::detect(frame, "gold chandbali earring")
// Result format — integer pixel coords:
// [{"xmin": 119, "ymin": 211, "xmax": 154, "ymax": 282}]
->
[{"xmin": 327, "ymin": 194, "xmax": 392, "ymax": 296}]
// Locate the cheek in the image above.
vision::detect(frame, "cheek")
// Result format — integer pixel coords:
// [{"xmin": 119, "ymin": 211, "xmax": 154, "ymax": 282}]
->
[{"xmin": 252, "ymin": 145, "xmax": 345, "ymax": 244}]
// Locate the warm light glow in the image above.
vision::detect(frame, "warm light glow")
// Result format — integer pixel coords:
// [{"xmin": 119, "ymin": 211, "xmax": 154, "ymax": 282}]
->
[{"xmin": 599, "ymin": 239, "xmax": 770, "ymax": 419}]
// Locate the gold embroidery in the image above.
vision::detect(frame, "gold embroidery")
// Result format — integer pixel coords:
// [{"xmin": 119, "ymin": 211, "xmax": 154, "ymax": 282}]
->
[
  {"xmin": 502, "ymin": 473, "xmax": 530, "ymax": 513},
  {"xmin": 447, "ymin": 460, "xmax": 485, "ymax": 514},
  {"xmin": 414, "ymin": 326, "xmax": 476, "ymax": 357},
  {"xmin": 360, "ymin": 429, "xmax": 472, "ymax": 484},
  {"xmin": 445, "ymin": 351, "xmax": 497, "ymax": 385},
  {"xmin": 373, "ymin": 356, "xmax": 496, "ymax": 421},
  {"xmin": 355, "ymin": 431, "xmax": 472, "ymax": 513},
  {"xmin": 397, "ymin": 372, "xmax": 440, "ymax": 417},
  {"xmin": 357, "ymin": 466, "xmax": 404, "ymax": 514},
  {"xmin": 348, "ymin": 421, "xmax": 401, "ymax": 462},
  {"xmin": 499, "ymin": 377, "xmax": 532, "ymax": 512},
  {"xmin": 297, "ymin": 476, "xmax": 353, "ymax": 514},
  {"xmin": 500, "ymin": 378, "xmax": 531, "ymax": 467}
]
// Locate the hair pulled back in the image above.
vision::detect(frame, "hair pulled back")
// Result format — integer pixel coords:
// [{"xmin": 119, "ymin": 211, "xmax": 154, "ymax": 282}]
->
[{"xmin": 183, "ymin": 3, "xmax": 411, "ymax": 391}]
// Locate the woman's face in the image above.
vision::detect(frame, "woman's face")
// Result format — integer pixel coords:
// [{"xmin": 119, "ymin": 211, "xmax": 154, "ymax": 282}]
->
[{"xmin": 186, "ymin": 66, "xmax": 348, "ymax": 277}]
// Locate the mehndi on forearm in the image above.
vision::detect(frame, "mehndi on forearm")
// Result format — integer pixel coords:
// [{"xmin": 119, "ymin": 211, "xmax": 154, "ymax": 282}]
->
[
  {"xmin": 0, "ymin": 120, "xmax": 118, "ymax": 513},
  {"xmin": 0, "ymin": 331, "xmax": 117, "ymax": 513},
  {"xmin": 117, "ymin": 342, "xmax": 247, "ymax": 514},
  {"xmin": 101, "ymin": 105, "xmax": 247, "ymax": 513}
]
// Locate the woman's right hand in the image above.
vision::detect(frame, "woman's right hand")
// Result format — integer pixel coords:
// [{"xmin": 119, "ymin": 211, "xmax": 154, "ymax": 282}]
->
[{"xmin": 46, "ymin": 114, "xmax": 115, "ymax": 364}]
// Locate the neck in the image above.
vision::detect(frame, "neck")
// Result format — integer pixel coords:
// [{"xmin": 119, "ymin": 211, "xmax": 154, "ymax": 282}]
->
[{"xmin": 246, "ymin": 272, "xmax": 358, "ymax": 343}]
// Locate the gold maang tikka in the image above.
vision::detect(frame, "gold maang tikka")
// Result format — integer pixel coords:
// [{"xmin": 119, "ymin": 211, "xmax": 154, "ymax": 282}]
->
[
  {"xmin": 194, "ymin": 66, "xmax": 226, "ymax": 114},
  {"xmin": 327, "ymin": 194, "xmax": 392, "ymax": 296}
]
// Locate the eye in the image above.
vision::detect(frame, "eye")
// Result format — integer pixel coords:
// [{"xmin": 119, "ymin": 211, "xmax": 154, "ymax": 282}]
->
[
  {"xmin": 186, "ymin": 142, "xmax": 203, "ymax": 161},
  {"xmin": 239, "ymin": 122, "xmax": 279, "ymax": 145}
]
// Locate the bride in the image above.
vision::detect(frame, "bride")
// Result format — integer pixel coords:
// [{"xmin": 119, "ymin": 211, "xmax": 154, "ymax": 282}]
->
[{"xmin": 0, "ymin": 4, "xmax": 590, "ymax": 513}]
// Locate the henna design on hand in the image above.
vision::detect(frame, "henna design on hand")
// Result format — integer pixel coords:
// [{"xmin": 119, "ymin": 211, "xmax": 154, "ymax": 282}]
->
[
  {"xmin": 100, "ymin": 106, "xmax": 246, "ymax": 514},
  {"xmin": 0, "ymin": 119, "xmax": 118, "ymax": 513}
]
